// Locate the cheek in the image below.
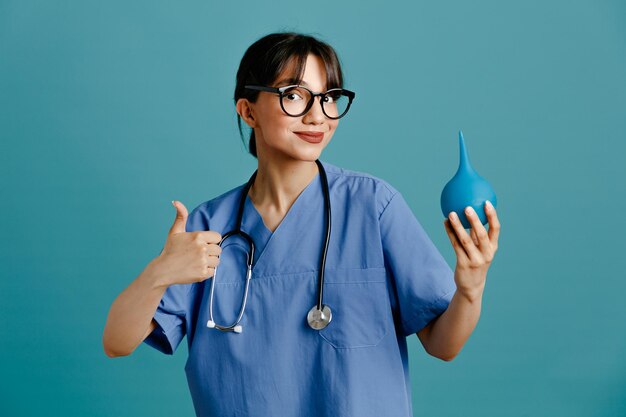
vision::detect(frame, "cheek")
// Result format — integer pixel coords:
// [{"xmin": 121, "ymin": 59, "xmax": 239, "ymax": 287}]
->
[
  {"xmin": 323, "ymin": 127, "xmax": 337, "ymax": 144},
  {"xmin": 255, "ymin": 98, "xmax": 285, "ymax": 126},
  {"xmin": 259, "ymin": 112, "xmax": 289, "ymax": 134}
]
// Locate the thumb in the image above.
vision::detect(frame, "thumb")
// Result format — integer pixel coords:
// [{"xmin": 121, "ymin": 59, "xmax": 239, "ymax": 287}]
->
[{"xmin": 168, "ymin": 200, "xmax": 189, "ymax": 236}]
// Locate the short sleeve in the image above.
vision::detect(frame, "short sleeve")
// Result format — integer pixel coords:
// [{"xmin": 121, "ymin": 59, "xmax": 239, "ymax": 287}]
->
[
  {"xmin": 143, "ymin": 205, "xmax": 208, "ymax": 354},
  {"xmin": 144, "ymin": 283, "xmax": 193, "ymax": 355},
  {"xmin": 380, "ymin": 191, "xmax": 457, "ymax": 337}
]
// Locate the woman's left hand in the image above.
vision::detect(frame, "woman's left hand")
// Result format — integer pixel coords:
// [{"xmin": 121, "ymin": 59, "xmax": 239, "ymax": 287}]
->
[{"xmin": 443, "ymin": 200, "xmax": 500, "ymax": 302}]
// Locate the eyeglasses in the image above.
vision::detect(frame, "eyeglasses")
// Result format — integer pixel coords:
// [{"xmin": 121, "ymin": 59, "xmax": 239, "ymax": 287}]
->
[{"xmin": 244, "ymin": 84, "xmax": 356, "ymax": 119}]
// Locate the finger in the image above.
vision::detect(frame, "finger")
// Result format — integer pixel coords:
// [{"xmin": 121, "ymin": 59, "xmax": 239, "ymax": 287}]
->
[
  {"xmin": 444, "ymin": 218, "xmax": 469, "ymax": 262},
  {"xmin": 448, "ymin": 211, "xmax": 481, "ymax": 260},
  {"xmin": 206, "ymin": 266, "xmax": 216, "ymax": 278},
  {"xmin": 206, "ymin": 255, "xmax": 220, "ymax": 269},
  {"xmin": 168, "ymin": 200, "xmax": 189, "ymax": 235},
  {"xmin": 195, "ymin": 230, "xmax": 223, "ymax": 244},
  {"xmin": 465, "ymin": 206, "xmax": 491, "ymax": 250},
  {"xmin": 206, "ymin": 243, "xmax": 222, "ymax": 256},
  {"xmin": 484, "ymin": 200, "xmax": 501, "ymax": 248},
  {"xmin": 470, "ymin": 227, "xmax": 479, "ymax": 246}
]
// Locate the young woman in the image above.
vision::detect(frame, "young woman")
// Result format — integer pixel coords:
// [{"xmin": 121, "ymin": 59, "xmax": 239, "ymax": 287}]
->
[{"xmin": 103, "ymin": 31, "xmax": 500, "ymax": 417}]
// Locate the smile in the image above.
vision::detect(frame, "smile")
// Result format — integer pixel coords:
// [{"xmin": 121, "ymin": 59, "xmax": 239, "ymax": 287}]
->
[{"xmin": 294, "ymin": 131, "xmax": 324, "ymax": 143}]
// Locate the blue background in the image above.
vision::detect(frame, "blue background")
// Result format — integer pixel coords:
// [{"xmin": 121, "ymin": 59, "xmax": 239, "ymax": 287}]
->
[{"xmin": 1, "ymin": 0, "xmax": 625, "ymax": 416}]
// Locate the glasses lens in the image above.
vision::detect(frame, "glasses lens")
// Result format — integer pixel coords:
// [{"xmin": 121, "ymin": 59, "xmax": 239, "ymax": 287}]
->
[
  {"xmin": 322, "ymin": 89, "xmax": 350, "ymax": 119},
  {"xmin": 281, "ymin": 86, "xmax": 312, "ymax": 116}
]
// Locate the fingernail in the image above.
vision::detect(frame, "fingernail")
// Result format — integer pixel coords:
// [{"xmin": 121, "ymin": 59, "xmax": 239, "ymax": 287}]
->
[
  {"xmin": 465, "ymin": 206, "xmax": 474, "ymax": 216},
  {"xmin": 485, "ymin": 200, "xmax": 492, "ymax": 210},
  {"xmin": 449, "ymin": 211, "xmax": 457, "ymax": 220}
]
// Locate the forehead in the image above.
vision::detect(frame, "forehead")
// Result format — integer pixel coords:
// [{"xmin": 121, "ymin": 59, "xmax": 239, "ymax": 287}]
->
[{"xmin": 274, "ymin": 54, "xmax": 328, "ymax": 89}]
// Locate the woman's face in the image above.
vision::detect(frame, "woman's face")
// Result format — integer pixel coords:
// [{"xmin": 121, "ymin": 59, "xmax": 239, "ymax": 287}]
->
[{"xmin": 247, "ymin": 53, "xmax": 339, "ymax": 163}]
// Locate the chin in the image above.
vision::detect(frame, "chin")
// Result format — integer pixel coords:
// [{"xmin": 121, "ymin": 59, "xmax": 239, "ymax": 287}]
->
[
  {"xmin": 262, "ymin": 140, "xmax": 328, "ymax": 163},
  {"xmin": 293, "ymin": 148, "xmax": 325, "ymax": 162},
  {"xmin": 297, "ymin": 140, "xmax": 331, "ymax": 161}
]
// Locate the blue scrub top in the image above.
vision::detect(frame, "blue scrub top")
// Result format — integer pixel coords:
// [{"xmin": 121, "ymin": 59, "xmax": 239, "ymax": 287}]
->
[{"xmin": 145, "ymin": 160, "xmax": 457, "ymax": 417}]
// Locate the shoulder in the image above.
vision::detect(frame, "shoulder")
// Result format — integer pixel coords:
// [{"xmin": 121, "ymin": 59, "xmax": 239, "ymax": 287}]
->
[
  {"xmin": 185, "ymin": 184, "xmax": 246, "ymax": 232},
  {"xmin": 320, "ymin": 160, "xmax": 400, "ymax": 217}
]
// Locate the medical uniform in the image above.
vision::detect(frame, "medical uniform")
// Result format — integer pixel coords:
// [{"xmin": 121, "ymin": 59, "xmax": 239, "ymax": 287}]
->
[{"xmin": 145, "ymin": 160, "xmax": 457, "ymax": 417}]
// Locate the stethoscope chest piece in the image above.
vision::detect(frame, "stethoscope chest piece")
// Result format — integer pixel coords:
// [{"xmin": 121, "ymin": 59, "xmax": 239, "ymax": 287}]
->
[{"xmin": 307, "ymin": 304, "xmax": 332, "ymax": 330}]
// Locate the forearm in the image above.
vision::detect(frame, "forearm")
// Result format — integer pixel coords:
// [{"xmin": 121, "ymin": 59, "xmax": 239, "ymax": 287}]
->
[
  {"xmin": 425, "ymin": 286, "xmax": 484, "ymax": 361},
  {"xmin": 102, "ymin": 258, "xmax": 168, "ymax": 357},
  {"xmin": 427, "ymin": 199, "xmax": 499, "ymax": 361}
]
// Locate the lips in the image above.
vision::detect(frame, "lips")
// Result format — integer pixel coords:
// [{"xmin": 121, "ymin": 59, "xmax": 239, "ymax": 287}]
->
[{"xmin": 294, "ymin": 131, "xmax": 324, "ymax": 143}]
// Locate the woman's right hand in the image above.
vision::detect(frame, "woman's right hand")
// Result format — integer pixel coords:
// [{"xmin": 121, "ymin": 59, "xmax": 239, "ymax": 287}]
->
[{"xmin": 150, "ymin": 200, "xmax": 222, "ymax": 288}]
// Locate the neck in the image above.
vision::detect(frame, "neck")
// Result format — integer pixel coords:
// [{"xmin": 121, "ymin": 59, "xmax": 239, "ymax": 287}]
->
[{"xmin": 249, "ymin": 157, "xmax": 320, "ymax": 214}]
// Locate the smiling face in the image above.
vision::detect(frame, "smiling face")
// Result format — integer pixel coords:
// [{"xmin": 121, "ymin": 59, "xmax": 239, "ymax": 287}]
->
[{"xmin": 237, "ymin": 53, "xmax": 339, "ymax": 164}]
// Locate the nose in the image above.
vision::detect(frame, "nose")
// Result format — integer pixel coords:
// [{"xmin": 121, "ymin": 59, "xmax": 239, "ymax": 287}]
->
[{"xmin": 302, "ymin": 95, "xmax": 325, "ymax": 124}]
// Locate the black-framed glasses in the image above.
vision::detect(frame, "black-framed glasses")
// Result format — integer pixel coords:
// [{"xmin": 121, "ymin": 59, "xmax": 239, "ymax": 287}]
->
[{"xmin": 244, "ymin": 84, "xmax": 355, "ymax": 119}]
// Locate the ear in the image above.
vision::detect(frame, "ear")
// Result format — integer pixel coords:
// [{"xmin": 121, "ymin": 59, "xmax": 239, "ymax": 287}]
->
[{"xmin": 236, "ymin": 98, "xmax": 257, "ymax": 128}]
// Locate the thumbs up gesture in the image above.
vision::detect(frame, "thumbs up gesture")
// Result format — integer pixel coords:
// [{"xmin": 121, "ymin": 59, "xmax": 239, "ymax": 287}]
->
[{"xmin": 152, "ymin": 200, "xmax": 222, "ymax": 287}]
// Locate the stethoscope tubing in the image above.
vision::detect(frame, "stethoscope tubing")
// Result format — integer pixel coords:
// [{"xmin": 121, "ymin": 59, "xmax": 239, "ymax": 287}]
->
[
  {"xmin": 207, "ymin": 159, "xmax": 331, "ymax": 332},
  {"xmin": 316, "ymin": 160, "xmax": 331, "ymax": 311},
  {"xmin": 207, "ymin": 230, "xmax": 254, "ymax": 333}
]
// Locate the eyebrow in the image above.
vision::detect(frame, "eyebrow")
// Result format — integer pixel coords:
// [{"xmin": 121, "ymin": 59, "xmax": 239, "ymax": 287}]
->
[
  {"xmin": 274, "ymin": 78, "xmax": 334, "ymax": 93},
  {"xmin": 275, "ymin": 78, "xmax": 310, "ymax": 87}
]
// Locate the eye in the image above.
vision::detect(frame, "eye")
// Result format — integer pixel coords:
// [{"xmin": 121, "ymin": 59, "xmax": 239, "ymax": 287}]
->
[
  {"xmin": 324, "ymin": 91, "xmax": 342, "ymax": 104},
  {"xmin": 283, "ymin": 87, "xmax": 307, "ymax": 102},
  {"xmin": 285, "ymin": 92, "xmax": 304, "ymax": 101}
]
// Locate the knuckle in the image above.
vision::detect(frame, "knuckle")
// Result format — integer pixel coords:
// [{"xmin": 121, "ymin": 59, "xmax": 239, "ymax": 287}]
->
[
  {"xmin": 469, "ymin": 261, "xmax": 482, "ymax": 269},
  {"xmin": 468, "ymin": 257, "xmax": 483, "ymax": 268}
]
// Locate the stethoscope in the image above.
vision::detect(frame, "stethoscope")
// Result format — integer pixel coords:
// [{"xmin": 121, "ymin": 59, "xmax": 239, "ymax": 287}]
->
[{"xmin": 206, "ymin": 159, "xmax": 332, "ymax": 334}]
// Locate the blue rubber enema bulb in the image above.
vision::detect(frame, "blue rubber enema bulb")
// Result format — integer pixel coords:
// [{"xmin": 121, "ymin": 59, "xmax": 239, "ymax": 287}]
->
[{"xmin": 440, "ymin": 130, "xmax": 497, "ymax": 229}]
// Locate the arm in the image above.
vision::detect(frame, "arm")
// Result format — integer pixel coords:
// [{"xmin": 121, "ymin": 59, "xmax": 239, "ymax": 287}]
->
[
  {"xmin": 418, "ymin": 201, "xmax": 500, "ymax": 361},
  {"xmin": 102, "ymin": 200, "xmax": 222, "ymax": 358},
  {"xmin": 102, "ymin": 258, "xmax": 168, "ymax": 358},
  {"xmin": 417, "ymin": 287, "xmax": 483, "ymax": 361}
]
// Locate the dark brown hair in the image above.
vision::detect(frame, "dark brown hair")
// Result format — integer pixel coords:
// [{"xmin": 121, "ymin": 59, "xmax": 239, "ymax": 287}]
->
[{"xmin": 234, "ymin": 32, "xmax": 344, "ymax": 158}]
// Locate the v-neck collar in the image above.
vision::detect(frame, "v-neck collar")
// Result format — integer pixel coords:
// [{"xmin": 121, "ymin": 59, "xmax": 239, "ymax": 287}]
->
[{"xmin": 241, "ymin": 167, "xmax": 322, "ymax": 272}]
